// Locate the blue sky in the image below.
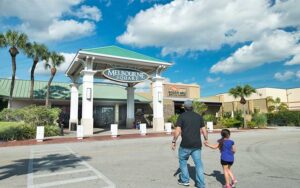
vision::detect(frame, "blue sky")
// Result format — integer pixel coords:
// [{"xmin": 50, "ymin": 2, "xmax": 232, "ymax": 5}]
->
[{"xmin": 0, "ymin": 0, "xmax": 299, "ymax": 96}]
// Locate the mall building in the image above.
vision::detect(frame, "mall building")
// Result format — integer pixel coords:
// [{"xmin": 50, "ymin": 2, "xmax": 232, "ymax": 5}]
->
[
  {"xmin": 202, "ymin": 87, "xmax": 300, "ymax": 114},
  {"xmin": 0, "ymin": 46, "xmax": 220, "ymax": 136}
]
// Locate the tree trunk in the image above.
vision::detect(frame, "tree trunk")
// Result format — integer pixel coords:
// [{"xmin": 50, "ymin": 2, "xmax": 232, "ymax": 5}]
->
[
  {"xmin": 8, "ymin": 54, "xmax": 17, "ymax": 109},
  {"xmin": 30, "ymin": 59, "xmax": 38, "ymax": 98},
  {"xmin": 45, "ymin": 73, "xmax": 55, "ymax": 107}
]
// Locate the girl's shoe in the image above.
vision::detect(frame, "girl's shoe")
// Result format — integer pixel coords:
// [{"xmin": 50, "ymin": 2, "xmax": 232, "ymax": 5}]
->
[
  {"xmin": 223, "ymin": 185, "xmax": 232, "ymax": 188},
  {"xmin": 231, "ymin": 180, "xmax": 238, "ymax": 187}
]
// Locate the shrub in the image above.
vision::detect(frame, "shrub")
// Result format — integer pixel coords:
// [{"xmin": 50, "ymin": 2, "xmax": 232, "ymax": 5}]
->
[
  {"xmin": 203, "ymin": 114, "xmax": 216, "ymax": 124},
  {"xmin": 234, "ymin": 110, "xmax": 244, "ymax": 122},
  {"xmin": 0, "ymin": 124, "xmax": 35, "ymax": 141},
  {"xmin": 168, "ymin": 114, "xmax": 179, "ymax": 127},
  {"xmin": 0, "ymin": 124, "xmax": 60, "ymax": 141},
  {"xmin": 0, "ymin": 108, "xmax": 21, "ymax": 121},
  {"xmin": 0, "ymin": 105, "xmax": 61, "ymax": 126},
  {"xmin": 247, "ymin": 121, "xmax": 256, "ymax": 129},
  {"xmin": 267, "ymin": 111, "xmax": 300, "ymax": 126},
  {"xmin": 222, "ymin": 112, "xmax": 232, "ymax": 119},
  {"xmin": 219, "ymin": 118, "xmax": 242, "ymax": 128},
  {"xmin": 252, "ymin": 113, "xmax": 267, "ymax": 128},
  {"xmin": 20, "ymin": 105, "xmax": 61, "ymax": 126},
  {"xmin": 45, "ymin": 125, "xmax": 60, "ymax": 137}
]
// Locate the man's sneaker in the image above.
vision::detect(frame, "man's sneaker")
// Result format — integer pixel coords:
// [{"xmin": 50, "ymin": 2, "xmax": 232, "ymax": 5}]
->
[
  {"xmin": 231, "ymin": 180, "xmax": 238, "ymax": 187},
  {"xmin": 178, "ymin": 179, "xmax": 190, "ymax": 186}
]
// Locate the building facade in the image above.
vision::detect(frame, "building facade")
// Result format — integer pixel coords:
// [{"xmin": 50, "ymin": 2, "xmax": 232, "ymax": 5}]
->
[{"xmin": 202, "ymin": 87, "xmax": 300, "ymax": 114}]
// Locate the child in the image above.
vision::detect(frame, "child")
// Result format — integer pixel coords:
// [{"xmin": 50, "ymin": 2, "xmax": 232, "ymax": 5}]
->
[{"xmin": 205, "ymin": 129, "xmax": 237, "ymax": 188}]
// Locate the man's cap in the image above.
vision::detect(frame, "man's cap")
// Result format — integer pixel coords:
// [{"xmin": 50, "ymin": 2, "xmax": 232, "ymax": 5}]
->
[{"xmin": 184, "ymin": 100, "xmax": 193, "ymax": 108}]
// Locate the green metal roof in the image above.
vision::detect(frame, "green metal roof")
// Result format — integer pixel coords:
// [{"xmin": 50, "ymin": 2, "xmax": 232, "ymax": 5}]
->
[
  {"xmin": 0, "ymin": 79, "xmax": 149, "ymax": 102},
  {"xmin": 81, "ymin": 45, "xmax": 167, "ymax": 63}
]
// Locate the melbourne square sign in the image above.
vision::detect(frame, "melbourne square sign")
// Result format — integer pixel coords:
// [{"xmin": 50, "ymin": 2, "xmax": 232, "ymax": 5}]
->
[{"xmin": 103, "ymin": 68, "xmax": 149, "ymax": 83}]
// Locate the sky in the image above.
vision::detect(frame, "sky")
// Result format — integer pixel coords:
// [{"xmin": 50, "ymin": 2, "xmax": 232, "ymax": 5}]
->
[{"xmin": 0, "ymin": 0, "xmax": 299, "ymax": 97}]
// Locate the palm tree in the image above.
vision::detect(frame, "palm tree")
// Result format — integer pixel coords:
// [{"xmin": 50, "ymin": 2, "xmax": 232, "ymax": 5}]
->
[
  {"xmin": 25, "ymin": 42, "xmax": 49, "ymax": 98},
  {"xmin": 229, "ymin": 84, "xmax": 256, "ymax": 128},
  {"xmin": 267, "ymin": 97, "xmax": 288, "ymax": 112},
  {"xmin": 192, "ymin": 100, "xmax": 208, "ymax": 115},
  {"xmin": 3, "ymin": 30, "xmax": 28, "ymax": 108},
  {"xmin": 44, "ymin": 52, "xmax": 65, "ymax": 107}
]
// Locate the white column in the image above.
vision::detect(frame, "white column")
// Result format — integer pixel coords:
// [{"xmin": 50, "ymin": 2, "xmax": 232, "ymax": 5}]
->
[
  {"xmin": 81, "ymin": 70, "xmax": 96, "ymax": 136},
  {"xmin": 69, "ymin": 83, "xmax": 79, "ymax": 130},
  {"xmin": 152, "ymin": 76, "xmax": 165, "ymax": 131},
  {"xmin": 126, "ymin": 85, "xmax": 135, "ymax": 128},
  {"xmin": 115, "ymin": 103, "xmax": 119, "ymax": 124}
]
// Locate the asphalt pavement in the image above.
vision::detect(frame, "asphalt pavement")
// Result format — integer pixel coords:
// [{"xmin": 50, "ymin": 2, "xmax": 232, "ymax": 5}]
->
[{"xmin": 0, "ymin": 127, "xmax": 299, "ymax": 188}]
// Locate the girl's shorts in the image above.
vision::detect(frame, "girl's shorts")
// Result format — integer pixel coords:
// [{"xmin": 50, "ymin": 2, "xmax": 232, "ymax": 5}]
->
[{"xmin": 221, "ymin": 160, "xmax": 234, "ymax": 166}]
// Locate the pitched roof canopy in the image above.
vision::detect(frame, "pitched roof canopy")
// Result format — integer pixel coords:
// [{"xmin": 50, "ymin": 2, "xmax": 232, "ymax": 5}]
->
[
  {"xmin": 0, "ymin": 79, "xmax": 149, "ymax": 102},
  {"xmin": 66, "ymin": 45, "xmax": 172, "ymax": 79}
]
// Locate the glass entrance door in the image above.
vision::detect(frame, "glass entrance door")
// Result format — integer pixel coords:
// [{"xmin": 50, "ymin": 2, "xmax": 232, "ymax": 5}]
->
[{"xmin": 94, "ymin": 106, "xmax": 115, "ymax": 127}]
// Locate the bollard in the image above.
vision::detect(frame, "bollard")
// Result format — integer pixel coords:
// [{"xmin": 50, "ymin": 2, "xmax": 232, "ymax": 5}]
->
[
  {"xmin": 140, "ymin": 123, "xmax": 147, "ymax": 135},
  {"xmin": 111, "ymin": 124, "xmax": 118, "ymax": 137},
  {"xmin": 77, "ymin": 125, "xmax": 83, "ymax": 139},
  {"xmin": 207, "ymin": 121, "xmax": 213, "ymax": 133},
  {"xmin": 165, "ymin": 123, "xmax": 172, "ymax": 134},
  {"xmin": 36, "ymin": 126, "xmax": 44, "ymax": 142}
]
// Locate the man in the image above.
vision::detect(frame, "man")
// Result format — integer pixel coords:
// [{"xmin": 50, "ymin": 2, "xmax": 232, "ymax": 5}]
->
[{"xmin": 172, "ymin": 100, "xmax": 208, "ymax": 188}]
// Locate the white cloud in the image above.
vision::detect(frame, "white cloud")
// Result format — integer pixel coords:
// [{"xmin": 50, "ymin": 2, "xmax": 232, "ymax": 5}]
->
[
  {"xmin": 210, "ymin": 30, "xmax": 300, "ymax": 74},
  {"xmin": 0, "ymin": 0, "xmax": 101, "ymax": 42},
  {"xmin": 71, "ymin": 5, "xmax": 102, "ymax": 21},
  {"xmin": 35, "ymin": 53, "xmax": 76, "ymax": 75},
  {"xmin": 20, "ymin": 20, "xmax": 96, "ymax": 42},
  {"xmin": 206, "ymin": 76, "xmax": 220, "ymax": 83},
  {"xmin": 118, "ymin": 0, "xmax": 300, "ymax": 73},
  {"xmin": 135, "ymin": 80, "xmax": 151, "ymax": 92},
  {"xmin": 285, "ymin": 53, "xmax": 300, "ymax": 65},
  {"xmin": 274, "ymin": 71, "xmax": 295, "ymax": 81},
  {"xmin": 272, "ymin": 0, "xmax": 300, "ymax": 28},
  {"xmin": 118, "ymin": 0, "xmax": 280, "ymax": 55}
]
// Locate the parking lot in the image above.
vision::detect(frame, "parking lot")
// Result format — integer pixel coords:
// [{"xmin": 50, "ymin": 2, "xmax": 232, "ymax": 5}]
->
[{"xmin": 0, "ymin": 127, "xmax": 300, "ymax": 188}]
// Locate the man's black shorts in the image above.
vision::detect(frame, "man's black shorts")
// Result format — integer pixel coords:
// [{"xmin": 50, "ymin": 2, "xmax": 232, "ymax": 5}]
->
[{"xmin": 221, "ymin": 160, "xmax": 234, "ymax": 166}]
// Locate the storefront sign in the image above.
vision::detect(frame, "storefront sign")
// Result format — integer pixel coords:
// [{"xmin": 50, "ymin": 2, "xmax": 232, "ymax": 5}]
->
[
  {"xmin": 168, "ymin": 86, "xmax": 187, "ymax": 97},
  {"xmin": 103, "ymin": 68, "xmax": 149, "ymax": 83}
]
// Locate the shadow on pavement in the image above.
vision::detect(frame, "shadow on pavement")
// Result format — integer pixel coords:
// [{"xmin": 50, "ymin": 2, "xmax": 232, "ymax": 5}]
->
[
  {"xmin": 173, "ymin": 164, "xmax": 197, "ymax": 186},
  {"xmin": 205, "ymin": 170, "xmax": 225, "ymax": 185},
  {"xmin": 0, "ymin": 154, "xmax": 91, "ymax": 180}
]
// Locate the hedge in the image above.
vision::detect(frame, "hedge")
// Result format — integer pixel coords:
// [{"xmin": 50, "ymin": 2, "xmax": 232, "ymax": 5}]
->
[
  {"xmin": 0, "ymin": 123, "xmax": 60, "ymax": 141},
  {"xmin": 219, "ymin": 118, "xmax": 242, "ymax": 128},
  {"xmin": 266, "ymin": 111, "xmax": 300, "ymax": 126},
  {"xmin": 0, "ymin": 105, "xmax": 61, "ymax": 141},
  {"xmin": 0, "ymin": 105, "xmax": 61, "ymax": 126}
]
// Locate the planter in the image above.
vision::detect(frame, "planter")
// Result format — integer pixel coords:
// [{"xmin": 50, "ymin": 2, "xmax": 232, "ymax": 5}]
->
[
  {"xmin": 77, "ymin": 124, "xmax": 83, "ymax": 139},
  {"xmin": 36, "ymin": 126, "xmax": 44, "ymax": 142},
  {"xmin": 165, "ymin": 122, "xmax": 172, "ymax": 134},
  {"xmin": 110, "ymin": 124, "xmax": 118, "ymax": 138},
  {"xmin": 139, "ymin": 123, "xmax": 147, "ymax": 136},
  {"xmin": 206, "ymin": 121, "xmax": 214, "ymax": 132}
]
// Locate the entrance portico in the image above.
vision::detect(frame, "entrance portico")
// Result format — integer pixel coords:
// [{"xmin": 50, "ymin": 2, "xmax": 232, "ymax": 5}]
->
[{"xmin": 66, "ymin": 46, "xmax": 171, "ymax": 136}]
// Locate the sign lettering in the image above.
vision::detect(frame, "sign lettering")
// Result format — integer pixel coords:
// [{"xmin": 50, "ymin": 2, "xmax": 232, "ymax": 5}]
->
[
  {"xmin": 103, "ymin": 68, "xmax": 149, "ymax": 83},
  {"xmin": 168, "ymin": 86, "xmax": 187, "ymax": 97}
]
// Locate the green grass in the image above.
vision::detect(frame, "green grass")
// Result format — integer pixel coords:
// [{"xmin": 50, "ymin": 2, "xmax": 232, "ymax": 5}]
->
[{"xmin": 0, "ymin": 121, "xmax": 22, "ymax": 133}]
